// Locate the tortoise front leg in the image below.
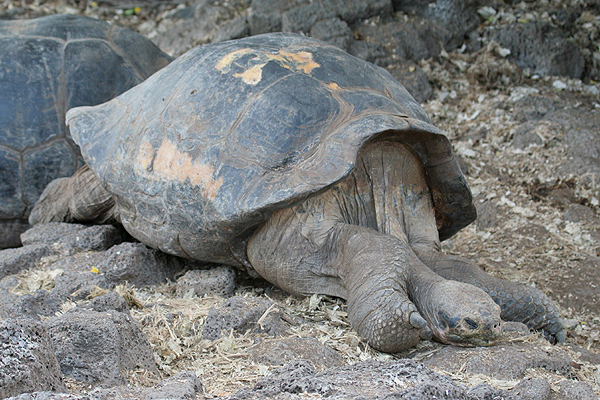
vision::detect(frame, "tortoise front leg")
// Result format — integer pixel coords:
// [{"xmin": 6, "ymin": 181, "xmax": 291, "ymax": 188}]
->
[
  {"xmin": 328, "ymin": 224, "xmax": 433, "ymax": 352},
  {"xmin": 247, "ymin": 207, "xmax": 429, "ymax": 352},
  {"xmin": 369, "ymin": 141, "xmax": 566, "ymax": 343}
]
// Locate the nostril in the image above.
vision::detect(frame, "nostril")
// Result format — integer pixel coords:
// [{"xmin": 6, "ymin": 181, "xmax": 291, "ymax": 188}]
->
[{"xmin": 464, "ymin": 317, "xmax": 479, "ymax": 330}]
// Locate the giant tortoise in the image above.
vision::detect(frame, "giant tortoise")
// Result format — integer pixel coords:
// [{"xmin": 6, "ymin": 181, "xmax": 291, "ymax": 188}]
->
[
  {"xmin": 0, "ymin": 14, "xmax": 172, "ymax": 248},
  {"xmin": 31, "ymin": 33, "xmax": 564, "ymax": 352}
]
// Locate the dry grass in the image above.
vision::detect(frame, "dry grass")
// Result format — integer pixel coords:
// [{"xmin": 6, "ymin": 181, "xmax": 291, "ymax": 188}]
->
[{"xmin": 118, "ymin": 285, "xmax": 388, "ymax": 396}]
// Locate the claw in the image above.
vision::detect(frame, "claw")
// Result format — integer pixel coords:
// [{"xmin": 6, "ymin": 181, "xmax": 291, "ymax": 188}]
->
[
  {"xmin": 554, "ymin": 329, "xmax": 566, "ymax": 343},
  {"xmin": 409, "ymin": 311, "xmax": 431, "ymax": 339},
  {"xmin": 544, "ymin": 321, "xmax": 566, "ymax": 344},
  {"xmin": 420, "ymin": 325, "xmax": 433, "ymax": 340}
]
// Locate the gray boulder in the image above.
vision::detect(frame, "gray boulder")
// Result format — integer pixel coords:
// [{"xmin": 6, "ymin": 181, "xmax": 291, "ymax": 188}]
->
[
  {"xmin": 513, "ymin": 378, "xmax": 553, "ymax": 400},
  {"xmin": 5, "ymin": 289, "xmax": 61, "ymax": 321},
  {"xmin": 202, "ymin": 296, "xmax": 286, "ymax": 340},
  {"xmin": 226, "ymin": 359, "xmax": 514, "ymax": 399},
  {"xmin": 249, "ymin": 337, "xmax": 345, "ymax": 370},
  {"xmin": 212, "ymin": 16, "xmax": 250, "ymax": 44},
  {"xmin": 0, "ymin": 288, "xmax": 16, "ymax": 319},
  {"xmin": 489, "ymin": 21, "xmax": 585, "ymax": 78},
  {"xmin": 4, "ymin": 394, "xmax": 92, "ymax": 400},
  {"xmin": 309, "ymin": 17, "xmax": 352, "ymax": 51},
  {"xmin": 393, "ymin": 0, "xmax": 481, "ymax": 51},
  {"xmin": 421, "ymin": 341, "xmax": 573, "ymax": 381},
  {"xmin": 250, "ymin": 0, "xmax": 392, "ymax": 35},
  {"xmin": 84, "ymin": 370, "xmax": 203, "ymax": 400},
  {"xmin": 6, "ymin": 371, "xmax": 203, "ymax": 400},
  {"xmin": 558, "ymin": 379, "xmax": 598, "ymax": 400},
  {"xmin": 0, "ymin": 220, "xmax": 29, "ymax": 249},
  {"xmin": 0, "ymin": 318, "xmax": 66, "ymax": 399},
  {"xmin": 21, "ymin": 222, "xmax": 126, "ymax": 255},
  {"xmin": 0, "ymin": 222, "xmax": 127, "ymax": 279},
  {"xmin": 98, "ymin": 242, "xmax": 184, "ymax": 288},
  {"xmin": 281, "ymin": 2, "xmax": 336, "ymax": 34},
  {"xmin": 249, "ymin": 0, "xmax": 300, "ymax": 35},
  {"xmin": 51, "ymin": 270, "xmax": 111, "ymax": 301},
  {"xmin": 44, "ymin": 308, "xmax": 158, "ymax": 387},
  {"xmin": 87, "ymin": 291, "xmax": 130, "ymax": 314},
  {"xmin": 509, "ymin": 94, "xmax": 600, "ymax": 182},
  {"xmin": 389, "ymin": 61, "xmax": 433, "ymax": 103},
  {"xmin": 176, "ymin": 266, "xmax": 237, "ymax": 298},
  {"xmin": 351, "ymin": 18, "xmax": 443, "ymax": 66},
  {"xmin": 0, "ymin": 243, "xmax": 54, "ymax": 280},
  {"xmin": 151, "ymin": 0, "xmax": 249, "ymax": 57}
]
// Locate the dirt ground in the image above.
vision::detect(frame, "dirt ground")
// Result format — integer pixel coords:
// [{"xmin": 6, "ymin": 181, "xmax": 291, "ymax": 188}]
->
[{"xmin": 2, "ymin": 0, "xmax": 599, "ymax": 397}]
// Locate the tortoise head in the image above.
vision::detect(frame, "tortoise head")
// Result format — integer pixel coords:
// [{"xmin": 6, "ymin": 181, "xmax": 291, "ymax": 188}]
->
[{"xmin": 419, "ymin": 280, "xmax": 502, "ymax": 347}]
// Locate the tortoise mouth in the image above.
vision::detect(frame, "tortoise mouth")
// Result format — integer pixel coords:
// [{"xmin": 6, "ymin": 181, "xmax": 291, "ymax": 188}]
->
[
  {"xmin": 432, "ymin": 312, "xmax": 502, "ymax": 347},
  {"xmin": 438, "ymin": 331, "xmax": 500, "ymax": 347}
]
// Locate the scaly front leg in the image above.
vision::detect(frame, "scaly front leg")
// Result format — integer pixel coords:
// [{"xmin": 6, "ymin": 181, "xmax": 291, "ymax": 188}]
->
[{"xmin": 247, "ymin": 206, "xmax": 429, "ymax": 352}]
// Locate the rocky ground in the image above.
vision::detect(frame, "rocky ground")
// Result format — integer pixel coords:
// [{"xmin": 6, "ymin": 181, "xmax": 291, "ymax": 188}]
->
[{"xmin": 1, "ymin": 0, "xmax": 600, "ymax": 399}]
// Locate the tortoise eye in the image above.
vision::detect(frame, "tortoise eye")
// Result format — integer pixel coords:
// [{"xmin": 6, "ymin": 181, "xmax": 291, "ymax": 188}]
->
[
  {"xmin": 464, "ymin": 318, "xmax": 479, "ymax": 330},
  {"xmin": 438, "ymin": 310, "xmax": 451, "ymax": 328}
]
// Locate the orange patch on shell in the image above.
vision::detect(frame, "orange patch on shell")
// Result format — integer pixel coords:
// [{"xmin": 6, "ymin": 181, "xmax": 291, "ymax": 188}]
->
[
  {"xmin": 235, "ymin": 64, "xmax": 264, "ymax": 85},
  {"xmin": 135, "ymin": 139, "xmax": 223, "ymax": 199},
  {"xmin": 216, "ymin": 48, "xmax": 320, "ymax": 85},
  {"xmin": 214, "ymin": 48, "xmax": 254, "ymax": 72},
  {"xmin": 136, "ymin": 140, "xmax": 154, "ymax": 171}
]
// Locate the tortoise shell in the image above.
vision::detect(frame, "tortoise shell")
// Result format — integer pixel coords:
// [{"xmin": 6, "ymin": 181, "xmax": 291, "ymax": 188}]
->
[
  {"xmin": 0, "ymin": 14, "xmax": 171, "ymax": 247},
  {"xmin": 66, "ymin": 33, "xmax": 475, "ymax": 268}
]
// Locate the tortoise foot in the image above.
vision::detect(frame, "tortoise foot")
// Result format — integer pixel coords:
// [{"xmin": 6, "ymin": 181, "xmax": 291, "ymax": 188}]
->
[
  {"xmin": 486, "ymin": 284, "xmax": 565, "ymax": 344},
  {"xmin": 346, "ymin": 287, "xmax": 426, "ymax": 353}
]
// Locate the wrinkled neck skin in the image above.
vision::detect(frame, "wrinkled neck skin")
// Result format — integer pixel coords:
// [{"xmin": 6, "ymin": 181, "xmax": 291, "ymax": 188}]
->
[{"xmin": 405, "ymin": 262, "xmax": 443, "ymax": 323}]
